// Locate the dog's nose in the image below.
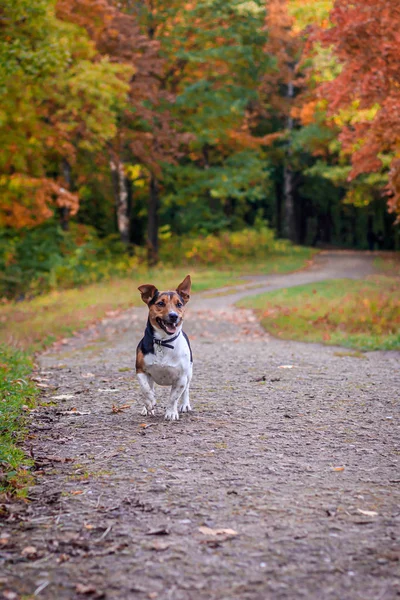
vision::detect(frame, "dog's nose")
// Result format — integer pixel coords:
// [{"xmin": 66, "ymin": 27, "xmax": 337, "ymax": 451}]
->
[{"xmin": 168, "ymin": 312, "xmax": 179, "ymax": 323}]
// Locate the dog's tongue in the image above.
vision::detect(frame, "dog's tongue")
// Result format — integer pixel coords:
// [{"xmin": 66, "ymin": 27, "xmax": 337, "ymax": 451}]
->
[{"xmin": 165, "ymin": 323, "xmax": 177, "ymax": 335}]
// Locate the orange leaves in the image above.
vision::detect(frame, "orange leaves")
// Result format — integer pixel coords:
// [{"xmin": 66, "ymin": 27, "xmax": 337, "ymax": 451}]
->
[
  {"xmin": 0, "ymin": 176, "xmax": 79, "ymax": 228},
  {"xmin": 314, "ymin": 0, "xmax": 400, "ymax": 216},
  {"xmin": 227, "ymin": 130, "xmax": 282, "ymax": 150},
  {"xmin": 293, "ymin": 100, "xmax": 319, "ymax": 126}
]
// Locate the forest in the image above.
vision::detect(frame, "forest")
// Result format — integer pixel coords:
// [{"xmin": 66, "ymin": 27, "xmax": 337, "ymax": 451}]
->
[{"xmin": 1, "ymin": 0, "xmax": 400, "ymax": 298}]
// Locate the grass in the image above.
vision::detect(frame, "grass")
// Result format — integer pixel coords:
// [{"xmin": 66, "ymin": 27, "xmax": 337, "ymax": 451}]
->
[
  {"xmin": 0, "ymin": 345, "xmax": 38, "ymax": 494},
  {"xmin": 0, "ymin": 249, "xmax": 314, "ymax": 352},
  {"xmin": 373, "ymin": 252, "xmax": 400, "ymax": 276},
  {"xmin": 238, "ymin": 275, "xmax": 400, "ymax": 351}
]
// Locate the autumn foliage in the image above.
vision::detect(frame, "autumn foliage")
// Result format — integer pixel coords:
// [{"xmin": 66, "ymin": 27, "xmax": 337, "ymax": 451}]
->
[
  {"xmin": 317, "ymin": 0, "xmax": 400, "ymax": 218},
  {"xmin": 0, "ymin": 0, "xmax": 398, "ymax": 260}
]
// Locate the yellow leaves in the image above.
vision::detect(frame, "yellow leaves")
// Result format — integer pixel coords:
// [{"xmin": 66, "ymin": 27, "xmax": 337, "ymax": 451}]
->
[
  {"xmin": 289, "ymin": 0, "xmax": 333, "ymax": 30},
  {"xmin": 127, "ymin": 164, "xmax": 148, "ymax": 188}
]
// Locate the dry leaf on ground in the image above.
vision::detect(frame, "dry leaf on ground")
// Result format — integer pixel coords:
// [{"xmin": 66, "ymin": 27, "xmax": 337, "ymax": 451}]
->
[
  {"xmin": 21, "ymin": 546, "xmax": 38, "ymax": 558},
  {"xmin": 357, "ymin": 509, "xmax": 378, "ymax": 517},
  {"xmin": 198, "ymin": 527, "xmax": 238, "ymax": 536},
  {"xmin": 111, "ymin": 403, "xmax": 131, "ymax": 413}
]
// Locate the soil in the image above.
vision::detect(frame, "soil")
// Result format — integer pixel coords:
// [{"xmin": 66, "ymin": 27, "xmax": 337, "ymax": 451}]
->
[{"xmin": 1, "ymin": 251, "xmax": 399, "ymax": 600}]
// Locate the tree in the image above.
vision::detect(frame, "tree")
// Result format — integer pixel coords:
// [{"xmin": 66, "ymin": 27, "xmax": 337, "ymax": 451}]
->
[
  {"xmin": 0, "ymin": 0, "xmax": 131, "ymax": 229},
  {"xmin": 317, "ymin": 0, "xmax": 400, "ymax": 220},
  {"xmin": 57, "ymin": 0, "xmax": 183, "ymax": 261},
  {"xmin": 136, "ymin": 0, "xmax": 272, "ymax": 237}
]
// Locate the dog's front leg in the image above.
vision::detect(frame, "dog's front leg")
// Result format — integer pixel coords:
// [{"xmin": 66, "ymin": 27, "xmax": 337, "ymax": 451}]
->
[
  {"xmin": 137, "ymin": 372, "xmax": 156, "ymax": 416},
  {"xmin": 165, "ymin": 377, "xmax": 187, "ymax": 421}
]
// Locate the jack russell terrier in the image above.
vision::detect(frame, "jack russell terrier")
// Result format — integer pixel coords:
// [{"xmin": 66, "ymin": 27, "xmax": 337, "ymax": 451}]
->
[{"xmin": 136, "ymin": 275, "xmax": 193, "ymax": 421}]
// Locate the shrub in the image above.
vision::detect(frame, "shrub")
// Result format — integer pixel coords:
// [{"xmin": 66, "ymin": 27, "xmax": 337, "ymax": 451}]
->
[
  {"xmin": 0, "ymin": 221, "xmax": 296, "ymax": 299},
  {"xmin": 160, "ymin": 224, "xmax": 290, "ymax": 265}
]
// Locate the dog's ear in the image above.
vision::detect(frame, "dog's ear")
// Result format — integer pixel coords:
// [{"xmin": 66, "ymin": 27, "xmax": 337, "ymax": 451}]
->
[
  {"xmin": 176, "ymin": 275, "xmax": 191, "ymax": 304},
  {"xmin": 138, "ymin": 284, "xmax": 158, "ymax": 305}
]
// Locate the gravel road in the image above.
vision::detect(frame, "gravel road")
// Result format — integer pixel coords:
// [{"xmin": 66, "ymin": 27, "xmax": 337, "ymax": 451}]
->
[{"xmin": 1, "ymin": 252, "xmax": 399, "ymax": 600}]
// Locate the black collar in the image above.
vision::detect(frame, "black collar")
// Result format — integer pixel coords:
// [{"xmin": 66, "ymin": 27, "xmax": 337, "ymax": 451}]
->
[{"xmin": 154, "ymin": 331, "xmax": 181, "ymax": 350}]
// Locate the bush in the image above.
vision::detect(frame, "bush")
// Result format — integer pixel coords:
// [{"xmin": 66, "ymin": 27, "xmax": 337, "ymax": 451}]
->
[
  {"xmin": 0, "ymin": 222, "xmax": 140, "ymax": 298},
  {"xmin": 160, "ymin": 224, "xmax": 290, "ymax": 265},
  {"xmin": 0, "ymin": 221, "xmax": 296, "ymax": 299}
]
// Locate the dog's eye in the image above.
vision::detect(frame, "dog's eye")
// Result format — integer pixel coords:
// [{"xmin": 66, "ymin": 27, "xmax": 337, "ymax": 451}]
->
[
  {"xmin": 176, "ymin": 301, "xmax": 183, "ymax": 308},
  {"xmin": 156, "ymin": 301, "xmax": 165, "ymax": 307}
]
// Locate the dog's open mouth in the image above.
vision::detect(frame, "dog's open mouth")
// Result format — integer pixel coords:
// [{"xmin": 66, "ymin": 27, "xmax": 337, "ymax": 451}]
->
[{"xmin": 156, "ymin": 317, "xmax": 180, "ymax": 335}]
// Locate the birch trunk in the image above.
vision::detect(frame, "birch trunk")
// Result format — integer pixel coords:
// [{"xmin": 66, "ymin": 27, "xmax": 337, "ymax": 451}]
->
[
  {"xmin": 147, "ymin": 174, "xmax": 159, "ymax": 266},
  {"xmin": 110, "ymin": 159, "xmax": 130, "ymax": 245}
]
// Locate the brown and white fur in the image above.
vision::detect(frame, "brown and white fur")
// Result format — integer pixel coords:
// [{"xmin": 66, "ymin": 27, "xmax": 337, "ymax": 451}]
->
[{"xmin": 136, "ymin": 275, "xmax": 193, "ymax": 421}]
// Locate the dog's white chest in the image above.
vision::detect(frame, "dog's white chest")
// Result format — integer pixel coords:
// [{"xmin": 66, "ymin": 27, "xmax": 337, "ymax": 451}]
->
[{"xmin": 143, "ymin": 335, "xmax": 191, "ymax": 386}]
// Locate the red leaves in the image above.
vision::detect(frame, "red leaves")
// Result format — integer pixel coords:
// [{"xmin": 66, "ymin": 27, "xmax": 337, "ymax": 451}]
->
[{"xmin": 316, "ymin": 0, "xmax": 400, "ymax": 218}]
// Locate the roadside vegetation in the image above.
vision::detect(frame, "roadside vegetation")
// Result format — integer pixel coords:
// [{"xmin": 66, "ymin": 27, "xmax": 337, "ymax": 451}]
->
[
  {"xmin": 0, "ymin": 345, "xmax": 38, "ymax": 494},
  {"xmin": 238, "ymin": 271, "xmax": 400, "ymax": 352},
  {"xmin": 0, "ymin": 226, "xmax": 314, "ymax": 350}
]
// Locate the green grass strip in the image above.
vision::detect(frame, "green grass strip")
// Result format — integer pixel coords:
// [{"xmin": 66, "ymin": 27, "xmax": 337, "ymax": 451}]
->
[
  {"xmin": 238, "ymin": 276, "xmax": 400, "ymax": 351},
  {"xmin": 0, "ymin": 345, "xmax": 38, "ymax": 494}
]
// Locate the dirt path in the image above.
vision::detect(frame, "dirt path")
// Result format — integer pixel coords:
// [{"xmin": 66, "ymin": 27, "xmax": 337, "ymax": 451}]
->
[{"xmin": 2, "ymin": 252, "xmax": 399, "ymax": 600}]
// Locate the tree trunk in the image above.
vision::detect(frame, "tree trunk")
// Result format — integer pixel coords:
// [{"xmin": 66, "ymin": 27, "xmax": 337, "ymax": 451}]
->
[
  {"xmin": 283, "ymin": 164, "xmax": 295, "ymax": 241},
  {"xmin": 282, "ymin": 81, "xmax": 296, "ymax": 242},
  {"xmin": 110, "ymin": 159, "xmax": 130, "ymax": 245},
  {"xmin": 60, "ymin": 158, "xmax": 71, "ymax": 231},
  {"xmin": 148, "ymin": 174, "xmax": 159, "ymax": 266}
]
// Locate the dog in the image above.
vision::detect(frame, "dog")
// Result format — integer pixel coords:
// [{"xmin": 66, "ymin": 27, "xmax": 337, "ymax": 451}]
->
[{"xmin": 136, "ymin": 275, "xmax": 193, "ymax": 421}]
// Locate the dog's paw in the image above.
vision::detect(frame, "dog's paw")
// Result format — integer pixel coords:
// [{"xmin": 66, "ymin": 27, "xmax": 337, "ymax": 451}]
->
[
  {"xmin": 165, "ymin": 408, "xmax": 179, "ymax": 421},
  {"xmin": 141, "ymin": 406, "xmax": 155, "ymax": 416},
  {"xmin": 179, "ymin": 402, "xmax": 191, "ymax": 413}
]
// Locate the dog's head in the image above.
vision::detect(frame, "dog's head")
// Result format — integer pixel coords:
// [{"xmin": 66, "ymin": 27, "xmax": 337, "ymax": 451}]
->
[{"xmin": 138, "ymin": 275, "xmax": 191, "ymax": 336}]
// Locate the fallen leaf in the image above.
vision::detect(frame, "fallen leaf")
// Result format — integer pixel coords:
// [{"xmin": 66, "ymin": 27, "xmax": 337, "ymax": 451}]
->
[
  {"xmin": 71, "ymin": 490, "xmax": 84, "ymax": 495},
  {"xmin": 149, "ymin": 540, "xmax": 170, "ymax": 551},
  {"xmin": 40, "ymin": 455, "xmax": 73, "ymax": 464},
  {"xmin": 21, "ymin": 545, "xmax": 38, "ymax": 558},
  {"xmin": 357, "ymin": 509, "xmax": 378, "ymax": 517},
  {"xmin": 198, "ymin": 527, "xmax": 238, "ymax": 537},
  {"xmin": 57, "ymin": 553, "xmax": 70, "ymax": 563},
  {"xmin": 76, "ymin": 583, "xmax": 99, "ymax": 595},
  {"xmin": 111, "ymin": 403, "xmax": 131, "ymax": 413},
  {"xmin": 146, "ymin": 526, "xmax": 170, "ymax": 536},
  {"xmin": 3, "ymin": 591, "xmax": 18, "ymax": 600}
]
